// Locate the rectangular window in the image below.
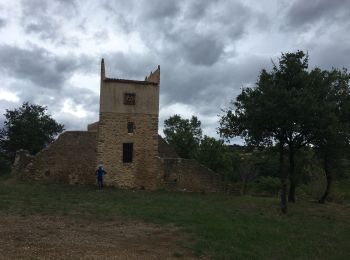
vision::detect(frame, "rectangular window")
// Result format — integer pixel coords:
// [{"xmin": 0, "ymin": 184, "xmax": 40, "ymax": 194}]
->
[
  {"xmin": 124, "ymin": 93, "xmax": 136, "ymax": 105},
  {"xmin": 123, "ymin": 143, "xmax": 133, "ymax": 163},
  {"xmin": 127, "ymin": 122, "xmax": 134, "ymax": 133}
]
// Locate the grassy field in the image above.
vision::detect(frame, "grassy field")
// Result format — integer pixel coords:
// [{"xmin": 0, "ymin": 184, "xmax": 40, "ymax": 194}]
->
[{"xmin": 0, "ymin": 174, "xmax": 349, "ymax": 259}]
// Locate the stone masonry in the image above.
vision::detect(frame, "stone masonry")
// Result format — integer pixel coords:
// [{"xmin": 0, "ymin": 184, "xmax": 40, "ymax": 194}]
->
[
  {"xmin": 96, "ymin": 59, "xmax": 160, "ymax": 189},
  {"xmin": 12, "ymin": 131, "xmax": 96, "ymax": 184},
  {"xmin": 13, "ymin": 59, "xmax": 224, "ymax": 192}
]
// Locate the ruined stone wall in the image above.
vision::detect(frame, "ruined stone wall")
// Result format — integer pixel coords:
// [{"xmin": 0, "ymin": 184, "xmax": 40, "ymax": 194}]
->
[
  {"xmin": 97, "ymin": 113, "xmax": 159, "ymax": 189},
  {"xmin": 87, "ymin": 121, "xmax": 99, "ymax": 132},
  {"xmin": 157, "ymin": 135, "xmax": 179, "ymax": 158},
  {"xmin": 157, "ymin": 158, "xmax": 224, "ymax": 192},
  {"xmin": 20, "ymin": 131, "xmax": 97, "ymax": 184},
  {"xmin": 11, "ymin": 149, "xmax": 34, "ymax": 177}
]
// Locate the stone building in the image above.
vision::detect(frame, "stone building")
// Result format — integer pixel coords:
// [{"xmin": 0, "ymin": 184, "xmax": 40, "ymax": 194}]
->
[
  {"xmin": 12, "ymin": 59, "xmax": 223, "ymax": 192},
  {"xmin": 96, "ymin": 59, "xmax": 160, "ymax": 189}
]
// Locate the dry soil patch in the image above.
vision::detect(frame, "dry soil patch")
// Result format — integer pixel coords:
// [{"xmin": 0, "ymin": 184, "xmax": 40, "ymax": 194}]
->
[{"xmin": 0, "ymin": 214, "xmax": 200, "ymax": 259}]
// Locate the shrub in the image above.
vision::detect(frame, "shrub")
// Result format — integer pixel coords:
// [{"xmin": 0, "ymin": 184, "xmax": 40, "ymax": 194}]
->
[
  {"xmin": 254, "ymin": 176, "xmax": 280, "ymax": 196},
  {"xmin": 0, "ymin": 155, "xmax": 11, "ymax": 175},
  {"xmin": 301, "ymin": 165, "xmax": 327, "ymax": 200}
]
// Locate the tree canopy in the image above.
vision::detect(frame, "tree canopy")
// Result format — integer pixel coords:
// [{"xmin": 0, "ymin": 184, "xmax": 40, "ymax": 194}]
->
[
  {"xmin": 163, "ymin": 114, "xmax": 202, "ymax": 159},
  {"xmin": 219, "ymin": 51, "xmax": 350, "ymax": 213},
  {"xmin": 0, "ymin": 102, "xmax": 64, "ymax": 160}
]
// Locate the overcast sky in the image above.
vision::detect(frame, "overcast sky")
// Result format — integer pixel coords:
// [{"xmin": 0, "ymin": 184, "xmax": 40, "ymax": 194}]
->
[{"xmin": 0, "ymin": 0, "xmax": 350, "ymax": 140}]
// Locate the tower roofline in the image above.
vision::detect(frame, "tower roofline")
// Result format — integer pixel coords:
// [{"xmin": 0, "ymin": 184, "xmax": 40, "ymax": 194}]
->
[
  {"xmin": 103, "ymin": 77, "xmax": 158, "ymax": 85},
  {"xmin": 101, "ymin": 59, "xmax": 160, "ymax": 85}
]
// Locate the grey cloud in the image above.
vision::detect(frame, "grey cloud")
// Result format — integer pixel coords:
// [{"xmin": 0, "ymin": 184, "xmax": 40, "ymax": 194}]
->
[
  {"xmin": 0, "ymin": 17, "xmax": 6, "ymax": 28},
  {"xmin": 101, "ymin": 1, "xmax": 135, "ymax": 33},
  {"xmin": 285, "ymin": 0, "xmax": 350, "ymax": 28},
  {"xmin": 182, "ymin": 35, "xmax": 224, "ymax": 66},
  {"xmin": 104, "ymin": 0, "xmax": 255, "ymax": 67},
  {"xmin": 0, "ymin": 44, "xmax": 95, "ymax": 90},
  {"xmin": 94, "ymin": 30, "xmax": 110, "ymax": 43},
  {"xmin": 142, "ymin": 0, "xmax": 180, "ymax": 18},
  {"xmin": 62, "ymin": 85, "xmax": 99, "ymax": 110},
  {"xmin": 21, "ymin": 0, "xmax": 77, "ymax": 18},
  {"xmin": 1, "ymin": 80, "xmax": 99, "ymax": 131},
  {"xmin": 0, "ymin": 100, "xmax": 20, "ymax": 131},
  {"xmin": 103, "ymin": 52, "xmax": 157, "ymax": 80},
  {"xmin": 8, "ymin": 0, "xmax": 349, "ymax": 138},
  {"xmin": 184, "ymin": 1, "xmax": 212, "ymax": 19},
  {"xmin": 310, "ymin": 43, "xmax": 350, "ymax": 70},
  {"xmin": 25, "ymin": 21, "xmax": 59, "ymax": 41},
  {"xmin": 21, "ymin": 0, "xmax": 78, "ymax": 43}
]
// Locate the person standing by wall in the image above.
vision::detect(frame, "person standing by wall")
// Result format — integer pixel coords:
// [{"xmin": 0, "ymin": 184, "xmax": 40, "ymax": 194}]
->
[{"xmin": 96, "ymin": 165, "xmax": 107, "ymax": 190}]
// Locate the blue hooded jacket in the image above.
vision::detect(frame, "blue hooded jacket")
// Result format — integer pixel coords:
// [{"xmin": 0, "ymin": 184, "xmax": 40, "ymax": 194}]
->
[{"xmin": 96, "ymin": 166, "xmax": 106, "ymax": 178}]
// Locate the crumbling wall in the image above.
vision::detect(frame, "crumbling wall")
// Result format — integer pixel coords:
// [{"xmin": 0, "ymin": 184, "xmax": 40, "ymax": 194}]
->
[
  {"xmin": 11, "ymin": 149, "xmax": 34, "ymax": 177},
  {"xmin": 157, "ymin": 135, "xmax": 179, "ymax": 158},
  {"xmin": 87, "ymin": 121, "xmax": 99, "ymax": 132},
  {"xmin": 22, "ymin": 131, "xmax": 97, "ymax": 184},
  {"xmin": 157, "ymin": 158, "xmax": 224, "ymax": 192}
]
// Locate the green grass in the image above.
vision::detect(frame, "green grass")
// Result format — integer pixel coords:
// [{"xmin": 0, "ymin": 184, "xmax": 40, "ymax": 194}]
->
[{"xmin": 0, "ymin": 173, "xmax": 349, "ymax": 259}]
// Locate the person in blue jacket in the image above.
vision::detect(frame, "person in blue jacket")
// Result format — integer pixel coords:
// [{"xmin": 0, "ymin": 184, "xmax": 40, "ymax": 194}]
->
[{"xmin": 96, "ymin": 165, "xmax": 107, "ymax": 190}]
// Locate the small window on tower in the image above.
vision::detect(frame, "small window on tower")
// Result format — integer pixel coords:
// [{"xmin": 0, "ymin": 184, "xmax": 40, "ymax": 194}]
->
[
  {"xmin": 124, "ymin": 93, "xmax": 136, "ymax": 105},
  {"xmin": 127, "ymin": 122, "xmax": 134, "ymax": 133},
  {"xmin": 123, "ymin": 143, "xmax": 133, "ymax": 163}
]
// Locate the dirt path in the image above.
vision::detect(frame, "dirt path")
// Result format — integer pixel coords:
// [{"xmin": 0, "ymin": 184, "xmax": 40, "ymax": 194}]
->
[{"xmin": 0, "ymin": 214, "xmax": 200, "ymax": 259}]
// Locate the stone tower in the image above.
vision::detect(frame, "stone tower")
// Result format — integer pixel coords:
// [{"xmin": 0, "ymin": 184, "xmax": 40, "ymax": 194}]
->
[{"xmin": 97, "ymin": 59, "xmax": 160, "ymax": 189}]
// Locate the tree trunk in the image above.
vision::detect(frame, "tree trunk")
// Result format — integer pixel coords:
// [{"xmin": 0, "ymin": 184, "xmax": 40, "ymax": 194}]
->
[
  {"xmin": 288, "ymin": 145, "xmax": 296, "ymax": 203},
  {"xmin": 288, "ymin": 182, "xmax": 296, "ymax": 203},
  {"xmin": 319, "ymin": 154, "xmax": 332, "ymax": 204},
  {"xmin": 242, "ymin": 176, "xmax": 247, "ymax": 195},
  {"xmin": 279, "ymin": 143, "xmax": 288, "ymax": 214}
]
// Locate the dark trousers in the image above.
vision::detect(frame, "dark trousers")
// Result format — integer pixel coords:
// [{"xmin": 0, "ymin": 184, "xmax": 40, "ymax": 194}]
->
[{"xmin": 97, "ymin": 176, "xmax": 103, "ymax": 189}]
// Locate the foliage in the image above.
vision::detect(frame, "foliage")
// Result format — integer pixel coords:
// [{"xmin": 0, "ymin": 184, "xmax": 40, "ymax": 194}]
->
[
  {"xmin": 163, "ymin": 114, "xmax": 202, "ymax": 159},
  {"xmin": 308, "ymin": 68, "xmax": 350, "ymax": 202},
  {"xmin": 196, "ymin": 135, "xmax": 232, "ymax": 173},
  {"xmin": 0, "ymin": 102, "xmax": 64, "ymax": 160},
  {"xmin": 219, "ymin": 51, "xmax": 312, "ymax": 147},
  {"xmin": 219, "ymin": 51, "xmax": 316, "ymax": 212},
  {"xmin": 254, "ymin": 176, "xmax": 281, "ymax": 196},
  {"xmin": 300, "ymin": 165, "xmax": 327, "ymax": 200},
  {"xmin": 219, "ymin": 50, "xmax": 350, "ymax": 210},
  {"xmin": 0, "ymin": 153, "xmax": 11, "ymax": 174}
]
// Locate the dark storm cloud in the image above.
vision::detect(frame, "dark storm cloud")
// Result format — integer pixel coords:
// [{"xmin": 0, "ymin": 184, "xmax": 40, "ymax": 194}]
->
[
  {"xmin": 0, "ymin": 44, "xmax": 95, "ymax": 91},
  {"xmin": 181, "ymin": 35, "xmax": 224, "ymax": 66},
  {"xmin": 159, "ymin": 53, "xmax": 271, "ymax": 110},
  {"xmin": 104, "ymin": 0, "xmax": 257, "ymax": 67},
  {"xmin": 10, "ymin": 0, "xmax": 349, "ymax": 138},
  {"xmin": 285, "ymin": 0, "xmax": 350, "ymax": 28}
]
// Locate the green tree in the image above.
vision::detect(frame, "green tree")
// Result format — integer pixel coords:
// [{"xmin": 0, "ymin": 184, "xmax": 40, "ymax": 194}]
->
[
  {"xmin": 0, "ymin": 102, "xmax": 64, "ymax": 160},
  {"xmin": 219, "ymin": 51, "xmax": 315, "ymax": 213},
  {"xmin": 197, "ymin": 135, "xmax": 232, "ymax": 173},
  {"xmin": 163, "ymin": 114, "xmax": 202, "ymax": 159},
  {"xmin": 308, "ymin": 68, "xmax": 350, "ymax": 203}
]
